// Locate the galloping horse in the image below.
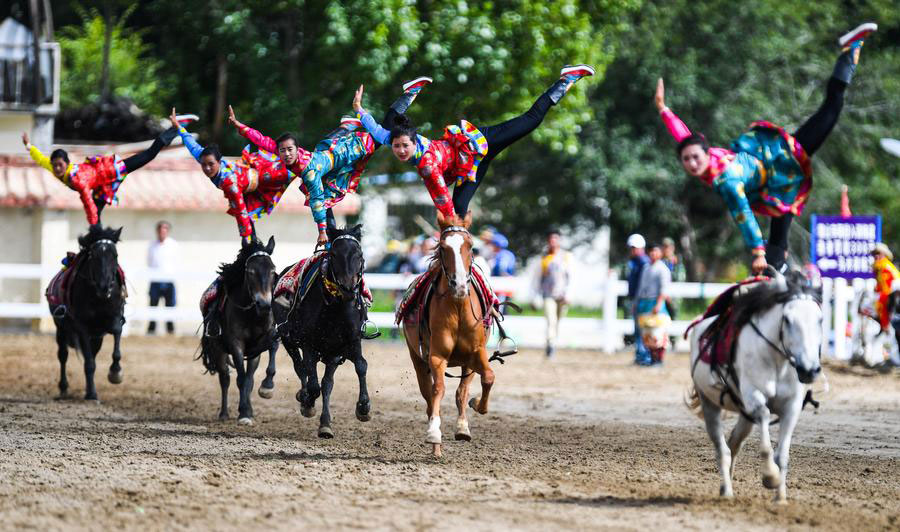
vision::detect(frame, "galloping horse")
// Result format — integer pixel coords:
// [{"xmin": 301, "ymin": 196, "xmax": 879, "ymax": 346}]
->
[
  {"xmin": 687, "ymin": 269, "xmax": 823, "ymax": 503},
  {"xmin": 274, "ymin": 224, "xmax": 371, "ymax": 438},
  {"xmin": 403, "ymin": 211, "xmax": 498, "ymax": 457},
  {"xmin": 199, "ymin": 236, "xmax": 277, "ymax": 425},
  {"xmin": 47, "ymin": 225, "xmax": 127, "ymax": 401}
]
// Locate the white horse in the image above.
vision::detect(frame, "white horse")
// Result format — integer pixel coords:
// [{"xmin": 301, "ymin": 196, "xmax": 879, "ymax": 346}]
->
[{"xmin": 688, "ymin": 270, "xmax": 823, "ymax": 504}]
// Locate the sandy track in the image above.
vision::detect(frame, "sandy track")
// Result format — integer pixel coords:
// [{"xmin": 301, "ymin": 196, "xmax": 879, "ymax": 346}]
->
[{"xmin": 0, "ymin": 334, "xmax": 898, "ymax": 531}]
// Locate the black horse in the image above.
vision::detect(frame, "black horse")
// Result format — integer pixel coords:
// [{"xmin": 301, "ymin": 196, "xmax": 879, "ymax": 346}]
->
[
  {"xmin": 48, "ymin": 225, "xmax": 126, "ymax": 401},
  {"xmin": 274, "ymin": 224, "xmax": 371, "ymax": 438},
  {"xmin": 199, "ymin": 236, "xmax": 277, "ymax": 425}
]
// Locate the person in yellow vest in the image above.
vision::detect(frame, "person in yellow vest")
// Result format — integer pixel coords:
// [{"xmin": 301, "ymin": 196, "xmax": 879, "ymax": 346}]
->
[{"xmin": 871, "ymin": 242, "xmax": 900, "ymax": 332}]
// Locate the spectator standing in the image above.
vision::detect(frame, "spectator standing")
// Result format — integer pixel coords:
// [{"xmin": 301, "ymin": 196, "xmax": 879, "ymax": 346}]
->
[
  {"xmin": 147, "ymin": 221, "xmax": 178, "ymax": 334},
  {"xmin": 661, "ymin": 236, "xmax": 686, "ymax": 318},
  {"xmin": 539, "ymin": 229, "xmax": 572, "ymax": 359},
  {"xmin": 489, "ymin": 233, "xmax": 517, "ymax": 309},
  {"xmin": 636, "ymin": 243, "xmax": 672, "ymax": 365},
  {"xmin": 626, "ymin": 233, "xmax": 650, "ymax": 364}
]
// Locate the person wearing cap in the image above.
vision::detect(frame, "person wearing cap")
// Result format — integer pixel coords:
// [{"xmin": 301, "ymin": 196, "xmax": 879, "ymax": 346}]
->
[
  {"xmin": 871, "ymin": 243, "xmax": 900, "ymax": 332},
  {"xmin": 626, "ymin": 233, "xmax": 651, "ymax": 364},
  {"xmin": 488, "ymin": 232, "xmax": 517, "ymax": 311}
]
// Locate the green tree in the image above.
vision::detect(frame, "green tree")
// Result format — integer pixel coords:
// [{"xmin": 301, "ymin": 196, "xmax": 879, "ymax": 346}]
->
[{"xmin": 58, "ymin": 6, "xmax": 172, "ymax": 114}]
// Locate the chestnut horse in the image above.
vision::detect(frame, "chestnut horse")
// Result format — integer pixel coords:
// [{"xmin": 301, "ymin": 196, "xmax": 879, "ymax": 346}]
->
[{"xmin": 404, "ymin": 211, "xmax": 495, "ymax": 457}]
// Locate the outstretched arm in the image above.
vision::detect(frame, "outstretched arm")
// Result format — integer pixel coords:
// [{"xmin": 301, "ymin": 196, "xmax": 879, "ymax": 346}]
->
[
  {"xmin": 353, "ymin": 84, "xmax": 392, "ymax": 145},
  {"xmin": 230, "ymin": 107, "xmax": 278, "ymax": 153},
  {"xmin": 23, "ymin": 132, "xmax": 55, "ymax": 174},
  {"xmin": 716, "ymin": 179, "xmax": 766, "ymax": 257},
  {"xmin": 170, "ymin": 108, "xmax": 205, "ymax": 162},
  {"xmin": 655, "ymin": 78, "xmax": 692, "ymax": 143}
]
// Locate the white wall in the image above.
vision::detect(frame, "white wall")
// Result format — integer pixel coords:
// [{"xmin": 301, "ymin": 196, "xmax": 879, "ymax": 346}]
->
[{"xmin": 0, "ymin": 112, "xmax": 35, "ymax": 154}]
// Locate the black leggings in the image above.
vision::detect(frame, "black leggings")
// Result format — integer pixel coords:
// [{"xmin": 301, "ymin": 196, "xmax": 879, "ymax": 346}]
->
[
  {"xmin": 765, "ymin": 76, "xmax": 847, "ymax": 269},
  {"xmin": 792, "ymin": 76, "xmax": 847, "ymax": 156},
  {"xmin": 121, "ymin": 132, "xmax": 169, "ymax": 174},
  {"xmin": 452, "ymin": 91, "xmax": 554, "ymax": 215}
]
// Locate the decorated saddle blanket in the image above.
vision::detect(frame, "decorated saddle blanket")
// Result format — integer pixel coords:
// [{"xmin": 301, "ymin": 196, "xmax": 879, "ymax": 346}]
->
[
  {"xmin": 45, "ymin": 251, "xmax": 126, "ymax": 309},
  {"xmin": 274, "ymin": 252, "xmax": 326, "ymax": 302},
  {"xmin": 395, "ymin": 264, "xmax": 499, "ymax": 327},
  {"xmin": 686, "ymin": 276, "xmax": 770, "ymax": 366},
  {"xmin": 199, "ymin": 278, "xmax": 221, "ymax": 316}
]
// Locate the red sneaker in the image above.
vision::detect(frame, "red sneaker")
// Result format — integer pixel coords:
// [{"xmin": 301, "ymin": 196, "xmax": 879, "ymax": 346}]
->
[
  {"xmin": 839, "ymin": 22, "xmax": 877, "ymax": 48},
  {"xmin": 340, "ymin": 116, "xmax": 362, "ymax": 129},
  {"xmin": 560, "ymin": 64, "xmax": 595, "ymax": 81},
  {"xmin": 402, "ymin": 76, "xmax": 433, "ymax": 94}
]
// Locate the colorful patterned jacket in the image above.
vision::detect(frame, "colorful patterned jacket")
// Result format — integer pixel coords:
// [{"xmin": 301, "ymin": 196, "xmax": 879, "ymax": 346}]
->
[
  {"xmin": 178, "ymin": 126, "xmax": 294, "ymax": 240},
  {"xmin": 660, "ymin": 108, "xmax": 812, "ymax": 255},
  {"xmin": 358, "ymin": 108, "xmax": 488, "ymax": 217},
  {"xmin": 239, "ymin": 124, "xmax": 374, "ymax": 232},
  {"xmin": 28, "ymin": 144, "xmax": 126, "ymax": 225},
  {"xmin": 874, "ymin": 256, "xmax": 900, "ymax": 329}
]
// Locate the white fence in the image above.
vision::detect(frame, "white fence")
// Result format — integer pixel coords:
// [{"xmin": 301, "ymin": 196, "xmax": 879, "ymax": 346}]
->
[{"xmin": 0, "ymin": 263, "xmax": 870, "ymax": 356}]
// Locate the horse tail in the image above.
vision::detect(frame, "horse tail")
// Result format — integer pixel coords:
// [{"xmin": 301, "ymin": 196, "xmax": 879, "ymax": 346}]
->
[
  {"xmin": 198, "ymin": 333, "xmax": 219, "ymax": 374},
  {"xmin": 683, "ymin": 385, "xmax": 704, "ymax": 420}
]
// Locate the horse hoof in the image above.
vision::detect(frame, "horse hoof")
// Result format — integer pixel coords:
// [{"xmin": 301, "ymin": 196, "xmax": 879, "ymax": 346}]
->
[
  {"xmin": 355, "ymin": 402, "xmax": 371, "ymax": 422},
  {"xmin": 295, "ymin": 390, "xmax": 304, "ymax": 403},
  {"xmin": 54, "ymin": 392, "xmax": 70, "ymax": 401},
  {"xmin": 762, "ymin": 474, "xmax": 780, "ymax": 490},
  {"xmin": 237, "ymin": 417, "xmax": 254, "ymax": 426},
  {"xmin": 431, "ymin": 443, "xmax": 442, "ymax": 458},
  {"xmin": 301, "ymin": 406, "xmax": 316, "ymax": 418},
  {"xmin": 318, "ymin": 426, "xmax": 334, "ymax": 439},
  {"xmin": 84, "ymin": 394, "xmax": 99, "ymax": 403},
  {"xmin": 356, "ymin": 412, "xmax": 371, "ymax": 422},
  {"xmin": 218, "ymin": 412, "xmax": 229, "ymax": 421},
  {"xmin": 719, "ymin": 486, "xmax": 734, "ymax": 497},
  {"xmin": 454, "ymin": 431, "xmax": 472, "ymax": 442},
  {"xmin": 107, "ymin": 370, "xmax": 123, "ymax": 384},
  {"xmin": 258, "ymin": 386, "xmax": 274, "ymax": 399}
]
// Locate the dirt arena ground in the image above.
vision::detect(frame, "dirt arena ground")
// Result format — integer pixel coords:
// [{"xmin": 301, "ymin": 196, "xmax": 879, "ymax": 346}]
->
[{"xmin": 0, "ymin": 334, "xmax": 898, "ymax": 531}]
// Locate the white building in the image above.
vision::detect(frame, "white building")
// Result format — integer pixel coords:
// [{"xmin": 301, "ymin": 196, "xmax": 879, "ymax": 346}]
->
[{"xmin": 0, "ymin": 144, "xmax": 359, "ymax": 333}]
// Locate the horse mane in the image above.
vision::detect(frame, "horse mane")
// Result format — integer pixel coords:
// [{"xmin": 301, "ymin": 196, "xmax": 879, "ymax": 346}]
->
[
  {"xmin": 728, "ymin": 271, "xmax": 821, "ymax": 332},
  {"xmin": 701, "ymin": 270, "xmax": 822, "ymax": 363},
  {"xmin": 77, "ymin": 225, "xmax": 122, "ymax": 248},
  {"xmin": 218, "ymin": 239, "xmax": 268, "ymax": 291}
]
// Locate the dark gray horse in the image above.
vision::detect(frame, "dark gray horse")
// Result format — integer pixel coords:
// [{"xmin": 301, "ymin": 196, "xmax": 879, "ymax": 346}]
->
[
  {"xmin": 274, "ymin": 224, "xmax": 372, "ymax": 438},
  {"xmin": 199, "ymin": 236, "xmax": 277, "ymax": 425},
  {"xmin": 48, "ymin": 224, "xmax": 126, "ymax": 401}
]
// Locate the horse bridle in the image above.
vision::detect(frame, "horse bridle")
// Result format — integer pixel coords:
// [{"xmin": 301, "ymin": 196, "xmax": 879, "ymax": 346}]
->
[
  {"xmin": 234, "ymin": 249, "xmax": 273, "ymax": 310},
  {"xmin": 438, "ymin": 225, "xmax": 472, "ymax": 294},
  {"xmin": 748, "ymin": 292, "xmax": 821, "ymax": 370},
  {"xmin": 321, "ymin": 234, "xmax": 365, "ymax": 298},
  {"xmin": 78, "ymin": 238, "xmax": 117, "ymax": 285}
]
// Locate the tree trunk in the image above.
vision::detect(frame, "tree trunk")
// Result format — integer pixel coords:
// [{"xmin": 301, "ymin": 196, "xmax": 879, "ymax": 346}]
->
[
  {"xmin": 99, "ymin": 2, "xmax": 114, "ymax": 102},
  {"xmin": 212, "ymin": 53, "xmax": 228, "ymax": 142},
  {"xmin": 28, "ymin": 0, "xmax": 42, "ymax": 104}
]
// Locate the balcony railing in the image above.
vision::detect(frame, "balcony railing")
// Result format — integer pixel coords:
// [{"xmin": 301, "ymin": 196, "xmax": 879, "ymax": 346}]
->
[{"xmin": 0, "ymin": 41, "xmax": 60, "ymax": 113}]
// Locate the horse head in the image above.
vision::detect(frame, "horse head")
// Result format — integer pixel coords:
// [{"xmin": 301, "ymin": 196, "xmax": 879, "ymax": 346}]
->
[
  {"xmin": 779, "ymin": 270, "xmax": 823, "ymax": 384},
  {"xmin": 77, "ymin": 225, "xmax": 122, "ymax": 300},
  {"xmin": 435, "ymin": 210, "xmax": 473, "ymax": 299},
  {"xmin": 325, "ymin": 224, "xmax": 364, "ymax": 301},
  {"xmin": 241, "ymin": 235, "xmax": 276, "ymax": 317}
]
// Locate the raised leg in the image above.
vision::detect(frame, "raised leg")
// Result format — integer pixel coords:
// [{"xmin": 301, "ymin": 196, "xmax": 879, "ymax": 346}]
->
[
  {"xmin": 54, "ymin": 324, "xmax": 70, "ymax": 399},
  {"xmin": 259, "ymin": 340, "xmax": 278, "ymax": 399},
  {"xmin": 468, "ymin": 347, "xmax": 495, "ymax": 415},
  {"xmin": 454, "ymin": 369, "xmax": 476, "ymax": 441},
  {"xmin": 699, "ymin": 393, "xmax": 733, "ymax": 497},
  {"xmin": 107, "ymin": 322, "xmax": 124, "ymax": 384},
  {"xmin": 318, "ymin": 362, "xmax": 338, "ymax": 438},
  {"xmin": 352, "ymin": 347, "xmax": 371, "ymax": 422},
  {"xmin": 748, "ymin": 393, "xmax": 780, "ymax": 491},
  {"xmin": 301, "ymin": 350, "xmax": 321, "ymax": 417}
]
